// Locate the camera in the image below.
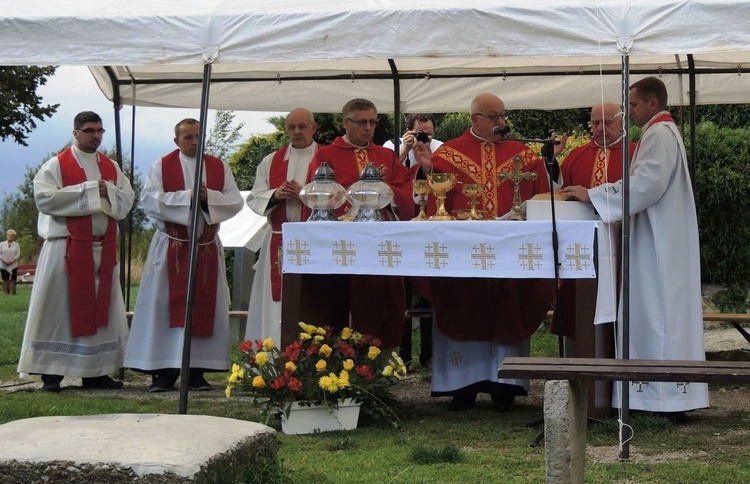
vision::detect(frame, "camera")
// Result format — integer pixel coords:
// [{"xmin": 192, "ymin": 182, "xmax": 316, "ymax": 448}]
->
[{"xmin": 414, "ymin": 130, "xmax": 430, "ymax": 144}]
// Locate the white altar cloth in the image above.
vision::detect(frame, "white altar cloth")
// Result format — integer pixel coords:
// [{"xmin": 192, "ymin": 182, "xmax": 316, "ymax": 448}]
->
[{"xmin": 283, "ymin": 220, "xmax": 616, "ymax": 324}]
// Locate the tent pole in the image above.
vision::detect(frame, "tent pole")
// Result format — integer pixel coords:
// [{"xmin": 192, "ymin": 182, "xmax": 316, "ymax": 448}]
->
[
  {"xmin": 620, "ymin": 55, "xmax": 632, "ymax": 461},
  {"xmin": 688, "ymin": 55, "xmax": 697, "ymax": 197},
  {"xmin": 388, "ymin": 59, "xmax": 402, "ymax": 155},
  {"xmin": 178, "ymin": 62, "xmax": 213, "ymax": 415}
]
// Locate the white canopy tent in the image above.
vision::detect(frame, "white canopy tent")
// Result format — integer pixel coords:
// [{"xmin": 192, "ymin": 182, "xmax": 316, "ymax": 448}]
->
[{"xmin": 4, "ymin": 0, "xmax": 748, "ymax": 441}]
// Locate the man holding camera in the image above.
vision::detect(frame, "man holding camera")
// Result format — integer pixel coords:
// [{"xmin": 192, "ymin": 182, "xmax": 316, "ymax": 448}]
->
[{"xmin": 383, "ymin": 113, "xmax": 443, "ymax": 170}]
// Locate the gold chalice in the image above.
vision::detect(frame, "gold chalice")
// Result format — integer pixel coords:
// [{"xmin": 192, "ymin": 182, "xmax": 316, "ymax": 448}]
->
[
  {"xmin": 427, "ymin": 172, "xmax": 457, "ymax": 221},
  {"xmin": 412, "ymin": 179, "xmax": 431, "ymax": 221},
  {"xmin": 462, "ymin": 183, "xmax": 484, "ymax": 220}
]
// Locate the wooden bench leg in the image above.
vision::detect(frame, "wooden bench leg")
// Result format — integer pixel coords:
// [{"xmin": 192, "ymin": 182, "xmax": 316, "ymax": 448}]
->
[{"xmin": 544, "ymin": 380, "xmax": 587, "ymax": 484}]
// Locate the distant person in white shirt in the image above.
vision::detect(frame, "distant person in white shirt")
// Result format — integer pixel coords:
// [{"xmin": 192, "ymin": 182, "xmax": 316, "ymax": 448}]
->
[{"xmin": 383, "ymin": 113, "xmax": 443, "ymax": 169}]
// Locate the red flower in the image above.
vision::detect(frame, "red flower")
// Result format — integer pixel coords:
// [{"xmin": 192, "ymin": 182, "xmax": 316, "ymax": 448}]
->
[
  {"xmin": 247, "ymin": 354, "xmax": 256, "ymax": 366},
  {"xmin": 306, "ymin": 344, "xmax": 319, "ymax": 356},
  {"xmin": 337, "ymin": 340, "xmax": 357, "ymax": 358},
  {"xmin": 239, "ymin": 340, "xmax": 253, "ymax": 354},
  {"xmin": 269, "ymin": 375, "xmax": 287, "ymax": 390},
  {"xmin": 288, "ymin": 377, "xmax": 302, "ymax": 392},
  {"xmin": 281, "ymin": 340, "xmax": 302, "ymax": 362},
  {"xmin": 356, "ymin": 365, "xmax": 375, "ymax": 381},
  {"xmin": 255, "ymin": 339, "xmax": 265, "ymax": 351}
]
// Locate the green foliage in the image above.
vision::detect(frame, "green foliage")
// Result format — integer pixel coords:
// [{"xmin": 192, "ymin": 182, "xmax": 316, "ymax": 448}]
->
[
  {"xmin": 435, "ymin": 112, "xmax": 471, "ymax": 141},
  {"xmin": 409, "ymin": 442, "xmax": 463, "ymax": 464},
  {"xmin": 711, "ymin": 284, "xmax": 749, "ymax": 313},
  {"xmin": 693, "ymin": 104, "xmax": 750, "ymax": 130},
  {"xmin": 0, "ymin": 66, "xmax": 59, "ymax": 146},
  {"xmin": 508, "ymin": 108, "xmax": 590, "ymax": 139},
  {"xmin": 205, "ymin": 110, "xmax": 245, "ymax": 161},
  {"xmin": 689, "ymin": 121, "xmax": 750, "ymax": 285},
  {"xmin": 230, "ymin": 132, "xmax": 285, "ymax": 190}
]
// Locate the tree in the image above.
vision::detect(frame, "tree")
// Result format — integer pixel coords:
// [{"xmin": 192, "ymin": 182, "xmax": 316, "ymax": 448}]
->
[
  {"xmin": 205, "ymin": 110, "xmax": 245, "ymax": 161},
  {"xmin": 0, "ymin": 66, "xmax": 59, "ymax": 146}
]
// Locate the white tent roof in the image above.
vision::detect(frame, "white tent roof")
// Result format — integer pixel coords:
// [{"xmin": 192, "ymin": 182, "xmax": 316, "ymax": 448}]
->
[
  {"xmin": 4, "ymin": 1, "xmax": 750, "ymax": 111},
  {"xmin": 217, "ymin": 192, "xmax": 267, "ymax": 251}
]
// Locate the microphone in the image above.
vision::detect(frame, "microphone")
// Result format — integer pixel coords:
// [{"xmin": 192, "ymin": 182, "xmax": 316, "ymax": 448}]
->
[{"xmin": 492, "ymin": 125, "xmax": 509, "ymax": 137}]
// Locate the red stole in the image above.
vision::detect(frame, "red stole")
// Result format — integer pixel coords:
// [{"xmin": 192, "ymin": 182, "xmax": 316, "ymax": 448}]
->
[
  {"xmin": 268, "ymin": 146, "xmax": 290, "ymax": 302},
  {"xmin": 161, "ymin": 150, "xmax": 224, "ymax": 337},
  {"xmin": 58, "ymin": 147, "xmax": 118, "ymax": 338},
  {"xmin": 561, "ymin": 139, "xmax": 636, "ymax": 188}
]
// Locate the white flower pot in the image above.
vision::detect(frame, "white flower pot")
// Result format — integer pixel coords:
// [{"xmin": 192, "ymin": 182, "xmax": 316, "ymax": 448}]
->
[{"xmin": 280, "ymin": 398, "xmax": 361, "ymax": 435}]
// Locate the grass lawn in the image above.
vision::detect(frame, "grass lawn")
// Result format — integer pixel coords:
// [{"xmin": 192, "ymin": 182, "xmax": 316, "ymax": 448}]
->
[{"xmin": 1, "ymin": 285, "xmax": 749, "ymax": 483}]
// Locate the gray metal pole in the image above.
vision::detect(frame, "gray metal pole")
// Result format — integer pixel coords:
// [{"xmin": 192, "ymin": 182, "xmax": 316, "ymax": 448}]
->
[
  {"xmin": 178, "ymin": 62, "xmax": 213, "ymax": 415},
  {"xmin": 388, "ymin": 59, "xmax": 402, "ymax": 155},
  {"xmin": 620, "ymin": 55, "xmax": 632, "ymax": 461}
]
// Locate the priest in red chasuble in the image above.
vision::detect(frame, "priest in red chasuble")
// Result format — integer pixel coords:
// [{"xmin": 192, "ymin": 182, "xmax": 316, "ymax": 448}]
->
[
  {"xmin": 555, "ymin": 102, "xmax": 636, "ymax": 338},
  {"xmin": 412, "ymin": 93, "xmax": 560, "ymax": 411},
  {"xmin": 304, "ymin": 98, "xmax": 415, "ymax": 348}
]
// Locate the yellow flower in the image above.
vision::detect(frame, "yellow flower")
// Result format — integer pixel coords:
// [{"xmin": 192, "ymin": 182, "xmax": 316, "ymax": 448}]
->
[
  {"xmin": 316, "ymin": 359, "xmax": 327, "ymax": 372},
  {"xmin": 299, "ymin": 332, "xmax": 312, "ymax": 341},
  {"xmin": 341, "ymin": 327, "xmax": 353, "ymax": 340},
  {"xmin": 225, "ymin": 385, "xmax": 233, "ymax": 398},
  {"xmin": 314, "ymin": 334, "xmax": 324, "ymax": 342},
  {"xmin": 319, "ymin": 375, "xmax": 333, "ymax": 390},
  {"xmin": 285, "ymin": 361, "xmax": 297, "ymax": 372},
  {"xmin": 338, "ymin": 370, "xmax": 350, "ymax": 388},
  {"xmin": 350, "ymin": 331, "xmax": 363, "ymax": 343},
  {"xmin": 391, "ymin": 352, "xmax": 405, "ymax": 367},
  {"xmin": 231, "ymin": 363, "xmax": 241, "ymax": 374},
  {"xmin": 252, "ymin": 376, "xmax": 266, "ymax": 388},
  {"xmin": 320, "ymin": 344, "xmax": 333, "ymax": 357},
  {"xmin": 229, "ymin": 372, "xmax": 239, "ymax": 383},
  {"xmin": 298, "ymin": 322, "xmax": 318, "ymax": 334},
  {"xmin": 368, "ymin": 346, "xmax": 381, "ymax": 360},
  {"xmin": 255, "ymin": 351, "xmax": 269, "ymax": 366},
  {"xmin": 262, "ymin": 338, "xmax": 275, "ymax": 350},
  {"xmin": 316, "ymin": 326, "xmax": 326, "ymax": 335},
  {"xmin": 343, "ymin": 359, "xmax": 355, "ymax": 371},
  {"xmin": 382, "ymin": 365, "xmax": 393, "ymax": 377},
  {"xmin": 322, "ymin": 372, "xmax": 340, "ymax": 392}
]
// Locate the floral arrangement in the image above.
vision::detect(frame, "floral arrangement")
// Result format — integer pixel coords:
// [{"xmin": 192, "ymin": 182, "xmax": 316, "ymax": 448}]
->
[{"xmin": 226, "ymin": 322, "xmax": 407, "ymax": 425}]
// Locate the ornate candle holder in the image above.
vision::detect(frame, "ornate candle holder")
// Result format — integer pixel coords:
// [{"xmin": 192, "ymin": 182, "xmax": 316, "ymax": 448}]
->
[
  {"xmin": 412, "ymin": 179, "xmax": 431, "ymax": 221},
  {"xmin": 346, "ymin": 163, "xmax": 394, "ymax": 222},
  {"xmin": 427, "ymin": 172, "xmax": 457, "ymax": 221},
  {"xmin": 299, "ymin": 162, "xmax": 346, "ymax": 221}
]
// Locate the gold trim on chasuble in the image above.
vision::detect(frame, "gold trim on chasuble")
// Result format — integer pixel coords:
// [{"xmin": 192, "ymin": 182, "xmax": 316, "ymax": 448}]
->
[
  {"xmin": 590, "ymin": 147, "xmax": 610, "ymax": 187},
  {"xmin": 354, "ymin": 149, "xmax": 370, "ymax": 172},
  {"xmin": 437, "ymin": 143, "xmax": 537, "ymax": 216}
]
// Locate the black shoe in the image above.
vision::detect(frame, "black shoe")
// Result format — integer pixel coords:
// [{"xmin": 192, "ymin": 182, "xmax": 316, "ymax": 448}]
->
[
  {"xmin": 490, "ymin": 391, "xmax": 515, "ymax": 412},
  {"xmin": 41, "ymin": 374, "xmax": 63, "ymax": 392},
  {"xmin": 448, "ymin": 392, "xmax": 477, "ymax": 411},
  {"xmin": 149, "ymin": 373, "xmax": 177, "ymax": 393},
  {"xmin": 82, "ymin": 375, "xmax": 124, "ymax": 390},
  {"xmin": 188, "ymin": 373, "xmax": 212, "ymax": 391}
]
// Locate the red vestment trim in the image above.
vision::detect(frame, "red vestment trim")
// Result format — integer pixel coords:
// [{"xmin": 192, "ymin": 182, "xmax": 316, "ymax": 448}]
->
[
  {"xmin": 161, "ymin": 150, "xmax": 224, "ymax": 337},
  {"xmin": 58, "ymin": 147, "xmax": 118, "ymax": 338},
  {"xmin": 268, "ymin": 145, "xmax": 290, "ymax": 302}
]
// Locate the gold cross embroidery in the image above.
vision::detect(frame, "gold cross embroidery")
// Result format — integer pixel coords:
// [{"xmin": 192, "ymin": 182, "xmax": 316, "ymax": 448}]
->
[
  {"xmin": 424, "ymin": 242, "xmax": 449, "ymax": 269},
  {"xmin": 471, "ymin": 243, "xmax": 496, "ymax": 270},
  {"xmin": 286, "ymin": 239, "xmax": 311, "ymax": 266},
  {"xmin": 377, "ymin": 240, "xmax": 402, "ymax": 267},
  {"xmin": 332, "ymin": 239, "xmax": 356, "ymax": 266},
  {"xmin": 518, "ymin": 242, "xmax": 543, "ymax": 270},
  {"xmin": 564, "ymin": 243, "xmax": 592, "ymax": 271}
]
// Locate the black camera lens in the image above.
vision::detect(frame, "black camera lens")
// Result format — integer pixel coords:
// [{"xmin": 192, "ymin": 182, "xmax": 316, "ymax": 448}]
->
[{"xmin": 415, "ymin": 131, "xmax": 430, "ymax": 144}]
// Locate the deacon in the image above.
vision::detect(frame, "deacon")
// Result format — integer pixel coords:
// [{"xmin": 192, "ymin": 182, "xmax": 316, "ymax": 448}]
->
[
  {"xmin": 245, "ymin": 108, "xmax": 320, "ymax": 344},
  {"xmin": 17, "ymin": 111, "xmax": 134, "ymax": 392},
  {"xmin": 412, "ymin": 92, "xmax": 560, "ymax": 411},
  {"xmin": 561, "ymin": 77, "xmax": 709, "ymax": 416},
  {"xmin": 125, "ymin": 118, "xmax": 244, "ymax": 393},
  {"xmin": 304, "ymin": 98, "xmax": 415, "ymax": 348}
]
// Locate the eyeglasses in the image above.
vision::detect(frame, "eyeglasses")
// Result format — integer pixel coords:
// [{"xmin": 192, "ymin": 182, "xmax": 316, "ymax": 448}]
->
[
  {"xmin": 77, "ymin": 128, "xmax": 106, "ymax": 135},
  {"xmin": 346, "ymin": 118, "xmax": 378, "ymax": 127},
  {"xmin": 475, "ymin": 113, "xmax": 508, "ymax": 122}
]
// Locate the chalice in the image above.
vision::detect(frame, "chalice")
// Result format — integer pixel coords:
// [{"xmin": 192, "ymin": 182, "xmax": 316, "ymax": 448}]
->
[
  {"xmin": 462, "ymin": 183, "xmax": 484, "ymax": 220},
  {"xmin": 412, "ymin": 179, "xmax": 431, "ymax": 221},
  {"xmin": 427, "ymin": 172, "xmax": 457, "ymax": 221}
]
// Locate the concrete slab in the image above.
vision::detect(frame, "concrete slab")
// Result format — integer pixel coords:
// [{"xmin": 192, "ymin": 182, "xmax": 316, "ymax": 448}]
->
[
  {"xmin": 705, "ymin": 328, "xmax": 750, "ymax": 361},
  {"xmin": 0, "ymin": 414, "xmax": 278, "ymax": 483}
]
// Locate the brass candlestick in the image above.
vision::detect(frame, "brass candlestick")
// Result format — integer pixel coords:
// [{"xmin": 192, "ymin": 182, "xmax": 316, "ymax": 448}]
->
[
  {"xmin": 412, "ymin": 179, "xmax": 431, "ymax": 221},
  {"xmin": 427, "ymin": 172, "xmax": 457, "ymax": 221},
  {"xmin": 462, "ymin": 183, "xmax": 484, "ymax": 220}
]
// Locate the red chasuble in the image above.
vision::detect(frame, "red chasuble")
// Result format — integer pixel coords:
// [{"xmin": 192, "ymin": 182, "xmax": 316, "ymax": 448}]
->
[
  {"xmin": 302, "ymin": 137, "xmax": 415, "ymax": 347},
  {"xmin": 427, "ymin": 129, "xmax": 555, "ymax": 345},
  {"xmin": 58, "ymin": 147, "xmax": 118, "ymax": 338},
  {"xmin": 561, "ymin": 138, "xmax": 636, "ymax": 188},
  {"xmin": 161, "ymin": 150, "xmax": 224, "ymax": 337}
]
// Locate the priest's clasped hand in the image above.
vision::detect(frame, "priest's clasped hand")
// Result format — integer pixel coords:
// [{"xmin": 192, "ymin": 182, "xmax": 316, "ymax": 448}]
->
[{"xmin": 559, "ymin": 185, "xmax": 590, "ymax": 202}]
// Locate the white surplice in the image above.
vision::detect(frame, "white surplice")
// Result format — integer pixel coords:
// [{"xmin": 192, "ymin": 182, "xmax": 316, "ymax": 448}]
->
[
  {"xmin": 244, "ymin": 142, "xmax": 317, "ymax": 344},
  {"xmin": 589, "ymin": 112, "xmax": 709, "ymax": 413},
  {"xmin": 17, "ymin": 146, "xmax": 134, "ymax": 378},
  {"xmin": 124, "ymin": 153, "xmax": 243, "ymax": 371}
]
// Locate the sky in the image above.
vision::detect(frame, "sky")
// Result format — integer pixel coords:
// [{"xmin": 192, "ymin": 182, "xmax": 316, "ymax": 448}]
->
[{"xmin": 0, "ymin": 66, "xmax": 285, "ymax": 197}]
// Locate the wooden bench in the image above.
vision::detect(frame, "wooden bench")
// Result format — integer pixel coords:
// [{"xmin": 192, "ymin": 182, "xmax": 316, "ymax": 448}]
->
[
  {"xmin": 16, "ymin": 263, "xmax": 36, "ymax": 284},
  {"xmin": 498, "ymin": 357, "xmax": 750, "ymax": 483}
]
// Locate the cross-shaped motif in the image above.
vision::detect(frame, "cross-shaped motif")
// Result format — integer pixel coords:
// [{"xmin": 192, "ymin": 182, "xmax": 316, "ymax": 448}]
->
[
  {"xmin": 377, "ymin": 240, "xmax": 402, "ymax": 267},
  {"xmin": 286, "ymin": 239, "xmax": 311, "ymax": 266},
  {"xmin": 565, "ymin": 243, "xmax": 592, "ymax": 271},
  {"xmin": 497, "ymin": 154, "xmax": 538, "ymax": 220},
  {"xmin": 471, "ymin": 243, "xmax": 496, "ymax": 270},
  {"xmin": 275, "ymin": 245, "xmax": 283, "ymax": 276},
  {"xmin": 518, "ymin": 242, "xmax": 543, "ymax": 270},
  {"xmin": 424, "ymin": 242, "xmax": 449, "ymax": 269},
  {"xmin": 631, "ymin": 381, "xmax": 650, "ymax": 392},
  {"xmin": 448, "ymin": 351, "xmax": 464, "ymax": 367},
  {"xmin": 677, "ymin": 382, "xmax": 691, "ymax": 394},
  {"xmin": 332, "ymin": 239, "xmax": 356, "ymax": 266}
]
